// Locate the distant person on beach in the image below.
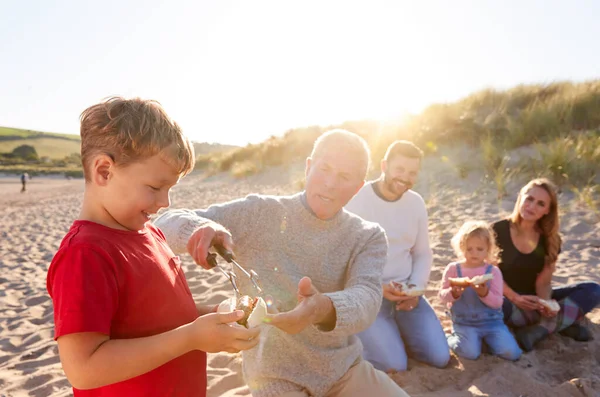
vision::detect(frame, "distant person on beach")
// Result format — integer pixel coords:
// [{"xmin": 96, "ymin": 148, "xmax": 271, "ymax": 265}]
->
[
  {"xmin": 155, "ymin": 130, "xmax": 409, "ymax": 397},
  {"xmin": 495, "ymin": 178, "xmax": 600, "ymax": 352},
  {"xmin": 345, "ymin": 140, "xmax": 450, "ymax": 372},
  {"xmin": 20, "ymin": 172, "xmax": 28, "ymax": 192},
  {"xmin": 46, "ymin": 97, "xmax": 260, "ymax": 396},
  {"xmin": 439, "ymin": 221, "xmax": 522, "ymax": 361}
]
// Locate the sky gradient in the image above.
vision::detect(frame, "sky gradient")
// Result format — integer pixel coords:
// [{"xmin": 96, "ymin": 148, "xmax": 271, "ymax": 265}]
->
[{"xmin": 1, "ymin": 0, "xmax": 599, "ymax": 144}]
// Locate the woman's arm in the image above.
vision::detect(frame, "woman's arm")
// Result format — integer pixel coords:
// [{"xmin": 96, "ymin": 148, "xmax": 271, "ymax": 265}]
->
[
  {"xmin": 502, "ymin": 281, "xmax": 519, "ymax": 303},
  {"xmin": 535, "ymin": 264, "xmax": 554, "ymax": 301},
  {"xmin": 503, "ymin": 281, "xmax": 541, "ymax": 311}
]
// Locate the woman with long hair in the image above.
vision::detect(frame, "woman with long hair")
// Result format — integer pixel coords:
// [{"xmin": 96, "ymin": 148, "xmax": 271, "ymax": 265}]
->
[{"xmin": 493, "ymin": 178, "xmax": 600, "ymax": 351}]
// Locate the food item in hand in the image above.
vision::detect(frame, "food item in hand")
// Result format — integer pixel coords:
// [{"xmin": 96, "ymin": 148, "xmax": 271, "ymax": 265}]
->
[
  {"xmin": 539, "ymin": 299, "xmax": 560, "ymax": 313},
  {"xmin": 391, "ymin": 281, "xmax": 426, "ymax": 296},
  {"xmin": 469, "ymin": 273, "xmax": 494, "ymax": 285},
  {"xmin": 218, "ymin": 295, "xmax": 268, "ymax": 328},
  {"xmin": 448, "ymin": 277, "xmax": 472, "ymax": 287},
  {"xmin": 449, "ymin": 273, "xmax": 494, "ymax": 287}
]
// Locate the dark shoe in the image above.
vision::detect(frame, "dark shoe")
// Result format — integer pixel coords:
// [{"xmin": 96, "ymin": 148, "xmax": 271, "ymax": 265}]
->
[
  {"xmin": 515, "ymin": 325, "xmax": 549, "ymax": 352},
  {"xmin": 559, "ymin": 323, "xmax": 592, "ymax": 342}
]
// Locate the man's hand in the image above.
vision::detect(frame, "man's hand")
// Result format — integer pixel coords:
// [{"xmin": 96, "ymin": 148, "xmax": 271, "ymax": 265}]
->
[
  {"xmin": 395, "ymin": 296, "xmax": 419, "ymax": 311},
  {"xmin": 382, "ymin": 283, "xmax": 419, "ymax": 311},
  {"xmin": 383, "ymin": 283, "xmax": 414, "ymax": 302},
  {"xmin": 187, "ymin": 222, "xmax": 234, "ymax": 269},
  {"xmin": 265, "ymin": 277, "xmax": 335, "ymax": 334}
]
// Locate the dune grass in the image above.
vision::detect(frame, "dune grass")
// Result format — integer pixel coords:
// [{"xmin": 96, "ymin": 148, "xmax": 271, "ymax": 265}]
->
[{"xmin": 197, "ymin": 80, "xmax": 600, "ymax": 190}]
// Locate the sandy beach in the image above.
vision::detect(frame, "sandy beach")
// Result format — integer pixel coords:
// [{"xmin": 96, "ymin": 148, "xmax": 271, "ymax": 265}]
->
[{"xmin": 1, "ymin": 154, "xmax": 599, "ymax": 397}]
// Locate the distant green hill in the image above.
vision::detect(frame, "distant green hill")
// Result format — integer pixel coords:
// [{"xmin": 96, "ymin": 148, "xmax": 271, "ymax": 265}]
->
[
  {"xmin": 0, "ymin": 127, "xmax": 80, "ymax": 141},
  {"xmin": 0, "ymin": 127, "xmax": 81, "ymax": 159},
  {"xmin": 0, "ymin": 126, "xmax": 237, "ymax": 167}
]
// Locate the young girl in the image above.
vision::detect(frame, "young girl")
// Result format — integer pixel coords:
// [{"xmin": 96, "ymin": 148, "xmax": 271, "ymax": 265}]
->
[{"xmin": 440, "ymin": 221, "xmax": 522, "ymax": 361}]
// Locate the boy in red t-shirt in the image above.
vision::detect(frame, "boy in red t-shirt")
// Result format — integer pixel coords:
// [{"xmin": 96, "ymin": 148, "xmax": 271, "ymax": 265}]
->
[{"xmin": 47, "ymin": 97, "xmax": 260, "ymax": 396}]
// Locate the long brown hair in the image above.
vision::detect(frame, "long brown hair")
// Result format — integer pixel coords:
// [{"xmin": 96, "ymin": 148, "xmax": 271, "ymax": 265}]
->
[{"xmin": 509, "ymin": 178, "xmax": 561, "ymax": 269}]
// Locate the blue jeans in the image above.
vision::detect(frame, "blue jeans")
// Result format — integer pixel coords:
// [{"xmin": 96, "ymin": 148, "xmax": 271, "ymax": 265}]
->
[
  {"xmin": 358, "ymin": 297, "xmax": 450, "ymax": 372},
  {"xmin": 447, "ymin": 321, "xmax": 522, "ymax": 361}
]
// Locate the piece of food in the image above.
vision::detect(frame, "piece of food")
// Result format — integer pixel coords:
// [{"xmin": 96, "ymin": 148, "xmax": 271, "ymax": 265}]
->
[
  {"xmin": 470, "ymin": 274, "xmax": 494, "ymax": 285},
  {"xmin": 391, "ymin": 281, "xmax": 426, "ymax": 296},
  {"xmin": 217, "ymin": 295, "xmax": 268, "ymax": 328},
  {"xmin": 539, "ymin": 299, "xmax": 560, "ymax": 313},
  {"xmin": 448, "ymin": 277, "xmax": 472, "ymax": 287}
]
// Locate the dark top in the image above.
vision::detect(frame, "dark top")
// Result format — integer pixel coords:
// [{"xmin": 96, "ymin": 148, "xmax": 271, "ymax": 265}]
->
[{"xmin": 493, "ymin": 219, "xmax": 550, "ymax": 295}]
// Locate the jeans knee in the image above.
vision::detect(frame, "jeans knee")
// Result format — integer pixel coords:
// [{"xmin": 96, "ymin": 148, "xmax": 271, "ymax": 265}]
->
[
  {"xmin": 449, "ymin": 338, "xmax": 480, "ymax": 360},
  {"xmin": 588, "ymin": 282, "xmax": 600, "ymax": 303},
  {"xmin": 427, "ymin": 349, "xmax": 451, "ymax": 368},
  {"xmin": 454, "ymin": 346, "xmax": 481, "ymax": 360},
  {"xmin": 367, "ymin": 356, "xmax": 407, "ymax": 373},
  {"xmin": 572, "ymin": 282, "xmax": 600, "ymax": 313},
  {"xmin": 496, "ymin": 345, "xmax": 522, "ymax": 361}
]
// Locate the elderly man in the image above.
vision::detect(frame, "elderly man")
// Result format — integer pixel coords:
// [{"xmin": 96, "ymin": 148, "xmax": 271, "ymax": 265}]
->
[
  {"xmin": 345, "ymin": 140, "xmax": 450, "ymax": 372},
  {"xmin": 155, "ymin": 130, "xmax": 409, "ymax": 397}
]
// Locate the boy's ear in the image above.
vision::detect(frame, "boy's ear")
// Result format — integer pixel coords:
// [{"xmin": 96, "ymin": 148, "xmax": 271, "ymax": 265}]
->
[{"xmin": 91, "ymin": 154, "xmax": 115, "ymax": 187}]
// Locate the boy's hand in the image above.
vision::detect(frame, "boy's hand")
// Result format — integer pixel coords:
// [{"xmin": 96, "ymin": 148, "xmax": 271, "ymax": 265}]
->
[
  {"xmin": 190, "ymin": 310, "xmax": 260, "ymax": 353},
  {"xmin": 187, "ymin": 222, "xmax": 234, "ymax": 269},
  {"xmin": 451, "ymin": 285, "xmax": 465, "ymax": 299}
]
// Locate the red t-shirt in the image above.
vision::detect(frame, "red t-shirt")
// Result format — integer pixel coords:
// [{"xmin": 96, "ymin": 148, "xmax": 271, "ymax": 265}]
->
[{"xmin": 47, "ymin": 220, "xmax": 206, "ymax": 396}]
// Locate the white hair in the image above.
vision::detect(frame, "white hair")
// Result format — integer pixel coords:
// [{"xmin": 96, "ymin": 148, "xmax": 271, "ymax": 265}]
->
[{"xmin": 310, "ymin": 129, "xmax": 370, "ymax": 178}]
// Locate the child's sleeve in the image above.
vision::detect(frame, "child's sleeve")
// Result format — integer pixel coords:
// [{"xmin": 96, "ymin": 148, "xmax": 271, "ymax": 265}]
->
[
  {"xmin": 47, "ymin": 245, "xmax": 119, "ymax": 340},
  {"xmin": 479, "ymin": 266, "xmax": 504, "ymax": 309},
  {"xmin": 439, "ymin": 263, "xmax": 458, "ymax": 303}
]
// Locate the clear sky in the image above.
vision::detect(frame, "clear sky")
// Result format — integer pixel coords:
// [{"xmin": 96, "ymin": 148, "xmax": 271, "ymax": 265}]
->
[{"xmin": 1, "ymin": 0, "xmax": 599, "ymax": 145}]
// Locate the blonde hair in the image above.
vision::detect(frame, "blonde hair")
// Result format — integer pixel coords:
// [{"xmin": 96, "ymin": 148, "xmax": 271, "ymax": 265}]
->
[
  {"xmin": 80, "ymin": 97, "xmax": 195, "ymax": 181},
  {"xmin": 451, "ymin": 220, "xmax": 500, "ymax": 264},
  {"xmin": 310, "ymin": 129, "xmax": 370, "ymax": 178},
  {"xmin": 509, "ymin": 178, "xmax": 561, "ymax": 269}
]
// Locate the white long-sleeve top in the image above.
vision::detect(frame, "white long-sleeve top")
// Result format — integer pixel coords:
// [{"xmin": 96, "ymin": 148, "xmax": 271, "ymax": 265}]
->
[{"xmin": 345, "ymin": 182, "xmax": 433, "ymax": 289}]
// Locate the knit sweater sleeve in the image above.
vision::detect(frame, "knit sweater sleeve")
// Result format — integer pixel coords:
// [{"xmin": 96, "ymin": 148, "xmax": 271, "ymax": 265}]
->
[
  {"xmin": 153, "ymin": 195, "xmax": 263, "ymax": 255},
  {"xmin": 319, "ymin": 226, "xmax": 387, "ymax": 336}
]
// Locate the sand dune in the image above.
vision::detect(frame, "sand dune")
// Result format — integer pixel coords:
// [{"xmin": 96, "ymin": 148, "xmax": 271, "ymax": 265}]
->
[{"xmin": 1, "ymin": 156, "xmax": 599, "ymax": 397}]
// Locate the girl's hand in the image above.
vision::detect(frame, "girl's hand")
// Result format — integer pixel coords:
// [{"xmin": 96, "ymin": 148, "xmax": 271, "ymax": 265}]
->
[
  {"xmin": 473, "ymin": 282, "xmax": 489, "ymax": 297},
  {"xmin": 451, "ymin": 285, "xmax": 465, "ymax": 299}
]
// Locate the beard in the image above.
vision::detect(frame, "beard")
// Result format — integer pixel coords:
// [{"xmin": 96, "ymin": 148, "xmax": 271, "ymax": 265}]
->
[{"xmin": 383, "ymin": 174, "xmax": 413, "ymax": 197}]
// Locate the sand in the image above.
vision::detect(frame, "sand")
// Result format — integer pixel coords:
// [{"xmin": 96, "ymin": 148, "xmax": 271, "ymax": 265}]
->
[{"xmin": 0, "ymin": 155, "xmax": 599, "ymax": 397}]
